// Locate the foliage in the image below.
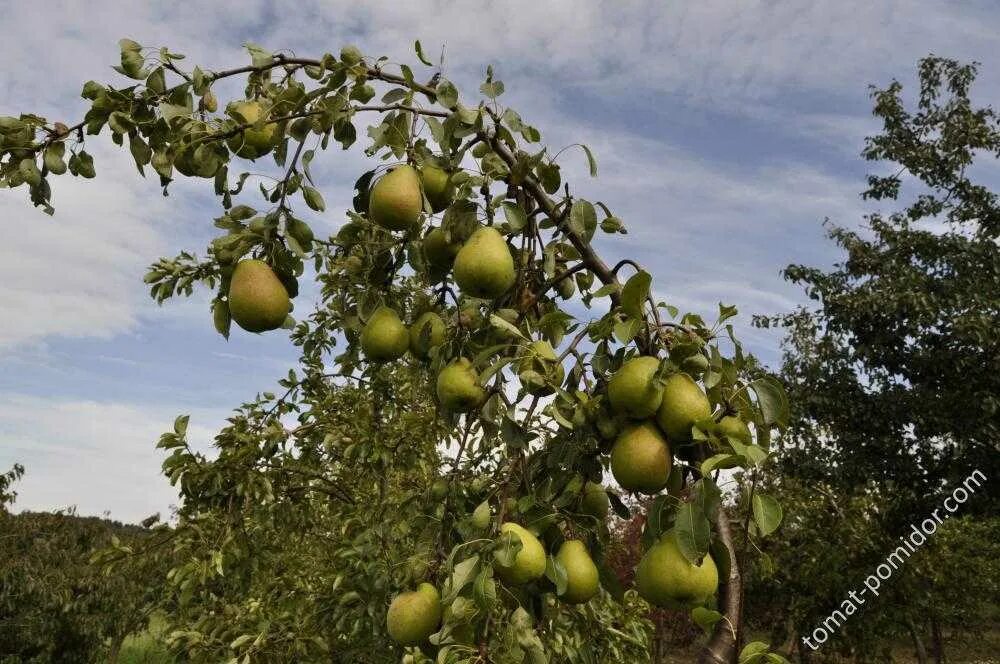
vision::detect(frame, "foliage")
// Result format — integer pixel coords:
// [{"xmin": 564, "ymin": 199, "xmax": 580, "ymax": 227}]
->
[
  {"xmin": 758, "ymin": 56, "xmax": 999, "ymax": 515},
  {"xmin": 752, "ymin": 56, "xmax": 1000, "ymax": 660},
  {"xmin": 0, "ymin": 501, "xmax": 170, "ymax": 663},
  {"xmin": 2, "ymin": 38, "xmax": 792, "ymax": 663}
]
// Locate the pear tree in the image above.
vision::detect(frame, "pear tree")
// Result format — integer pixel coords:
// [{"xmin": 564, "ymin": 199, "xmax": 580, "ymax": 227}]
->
[{"xmin": 0, "ymin": 38, "xmax": 792, "ymax": 663}]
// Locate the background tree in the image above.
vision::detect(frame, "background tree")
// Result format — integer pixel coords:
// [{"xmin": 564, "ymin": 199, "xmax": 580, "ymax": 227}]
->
[
  {"xmin": 752, "ymin": 56, "xmax": 1000, "ymax": 661},
  {"xmin": 0, "ymin": 473, "xmax": 171, "ymax": 664},
  {"xmin": 1, "ymin": 38, "xmax": 792, "ymax": 663}
]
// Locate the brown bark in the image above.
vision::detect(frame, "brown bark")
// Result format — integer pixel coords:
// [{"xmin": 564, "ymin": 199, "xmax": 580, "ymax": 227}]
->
[
  {"xmin": 906, "ymin": 616, "xmax": 929, "ymax": 664},
  {"xmin": 698, "ymin": 509, "xmax": 742, "ymax": 663},
  {"xmin": 930, "ymin": 615, "xmax": 946, "ymax": 664}
]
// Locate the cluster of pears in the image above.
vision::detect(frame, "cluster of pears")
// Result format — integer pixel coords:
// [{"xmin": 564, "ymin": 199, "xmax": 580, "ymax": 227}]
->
[
  {"xmin": 359, "ymin": 306, "xmax": 447, "ymax": 362},
  {"xmin": 603, "ymin": 355, "xmax": 725, "ymax": 609},
  {"xmin": 386, "ymin": 518, "xmax": 602, "ymax": 649},
  {"xmin": 366, "ymin": 162, "xmax": 516, "ymax": 300},
  {"xmin": 358, "ymin": 305, "xmax": 490, "ymax": 412},
  {"xmin": 606, "ymin": 356, "xmax": 713, "ymax": 494}
]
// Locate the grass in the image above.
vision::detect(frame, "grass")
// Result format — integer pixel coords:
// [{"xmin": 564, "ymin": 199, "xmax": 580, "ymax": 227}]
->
[{"xmin": 115, "ymin": 612, "xmax": 175, "ymax": 664}]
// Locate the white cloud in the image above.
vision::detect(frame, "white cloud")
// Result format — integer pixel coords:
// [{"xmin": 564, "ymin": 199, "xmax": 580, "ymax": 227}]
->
[
  {"xmin": 0, "ymin": 142, "xmax": 170, "ymax": 349},
  {"xmin": 0, "ymin": 393, "xmax": 222, "ymax": 523}
]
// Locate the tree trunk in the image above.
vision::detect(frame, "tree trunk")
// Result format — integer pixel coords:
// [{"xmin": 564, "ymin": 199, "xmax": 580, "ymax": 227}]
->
[
  {"xmin": 906, "ymin": 616, "xmax": 929, "ymax": 664},
  {"xmin": 930, "ymin": 615, "xmax": 946, "ymax": 664},
  {"xmin": 698, "ymin": 508, "xmax": 742, "ymax": 664}
]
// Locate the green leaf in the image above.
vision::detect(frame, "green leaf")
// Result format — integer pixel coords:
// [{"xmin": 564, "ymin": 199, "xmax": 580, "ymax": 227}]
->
[
  {"xmin": 489, "ymin": 314, "xmax": 527, "ymax": 341},
  {"xmin": 718, "ymin": 302, "xmax": 738, "ymax": 324},
  {"xmin": 568, "ymin": 199, "xmax": 597, "ymax": 242},
  {"xmin": 117, "ymin": 38, "xmax": 147, "ymax": 79},
  {"xmin": 435, "ymin": 79, "xmax": 458, "ymax": 109},
  {"xmin": 545, "ymin": 554, "xmax": 568, "ymax": 596},
  {"xmin": 173, "ymin": 415, "xmax": 190, "ymax": 436},
  {"xmin": 502, "ymin": 202, "xmax": 527, "ymax": 232},
  {"xmin": 414, "ymin": 40, "xmax": 434, "ymax": 66},
  {"xmin": 302, "ymin": 186, "xmax": 325, "ymax": 212},
  {"xmin": 245, "ymin": 43, "xmax": 273, "ymax": 69},
  {"xmin": 43, "ymin": 144, "xmax": 67, "ymax": 175},
  {"xmin": 750, "ymin": 376, "xmax": 789, "ymax": 428},
  {"xmin": 212, "ymin": 299, "xmax": 231, "ymax": 340},
  {"xmin": 592, "ymin": 283, "xmax": 620, "ymax": 299},
  {"xmin": 701, "ymin": 453, "xmax": 740, "ymax": 475},
  {"xmin": 751, "ymin": 493, "xmax": 783, "ymax": 537},
  {"xmin": 621, "ymin": 270, "xmax": 651, "ymax": 319},
  {"xmin": 472, "ymin": 567, "xmax": 496, "ymax": 611},
  {"xmin": 480, "ymin": 79, "xmax": 505, "ymax": 99},
  {"xmin": 18, "ymin": 158, "xmax": 41, "ymax": 187},
  {"xmin": 230, "ymin": 634, "xmax": 254, "ymax": 650},
  {"xmin": 580, "ymin": 144, "xmax": 598, "ymax": 176},
  {"xmin": 691, "ymin": 607, "xmax": 724, "ymax": 635},
  {"xmin": 674, "ymin": 502, "xmax": 711, "ymax": 564},
  {"xmin": 339, "ymin": 45, "xmax": 363, "ymax": 65}
]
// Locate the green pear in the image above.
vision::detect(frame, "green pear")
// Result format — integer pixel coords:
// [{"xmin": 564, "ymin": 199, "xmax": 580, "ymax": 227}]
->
[
  {"xmin": 610, "ymin": 422, "xmax": 672, "ymax": 494},
  {"xmin": 423, "ymin": 227, "xmax": 461, "ymax": 278},
  {"xmin": 494, "ymin": 522, "xmax": 546, "ymax": 585},
  {"xmin": 471, "ymin": 500, "xmax": 491, "ymax": 530},
  {"xmin": 369, "ymin": 164, "xmax": 423, "ymax": 231},
  {"xmin": 607, "ymin": 356, "xmax": 664, "ymax": 419},
  {"xmin": 227, "ymin": 259, "xmax": 291, "ymax": 333},
  {"xmin": 436, "ymin": 358, "xmax": 486, "ymax": 412},
  {"xmin": 360, "ymin": 306, "xmax": 409, "ymax": 361},
  {"xmin": 715, "ymin": 415, "xmax": 752, "ymax": 444},
  {"xmin": 430, "ymin": 478, "xmax": 449, "ymax": 500},
  {"xmin": 420, "ymin": 165, "xmax": 455, "ymax": 213},
  {"xmin": 409, "ymin": 311, "xmax": 446, "ymax": 359},
  {"xmin": 226, "ymin": 101, "xmax": 279, "ymax": 159},
  {"xmin": 386, "ymin": 582, "xmax": 442, "ymax": 646},
  {"xmin": 518, "ymin": 340, "xmax": 565, "ymax": 395},
  {"xmin": 556, "ymin": 540, "xmax": 600, "ymax": 604},
  {"xmin": 174, "ymin": 143, "xmax": 224, "ymax": 178},
  {"xmin": 656, "ymin": 373, "xmax": 712, "ymax": 442},
  {"xmin": 635, "ymin": 531, "xmax": 719, "ymax": 609},
  {"xmin": 453, "ymin": 227, "xmax": 515, "ymax": 299},
  {"xmin": 681, "ymin": 353, "xmax": 710, "ymax": 376},
  {"xmin": 580, "ymin": 481, "xmax": 610, "ymax": 520}
]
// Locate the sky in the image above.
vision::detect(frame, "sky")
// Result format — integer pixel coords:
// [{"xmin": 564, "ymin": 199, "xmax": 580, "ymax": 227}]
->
[{"xmin": 2, "ymin": 1, "xmax": 1000, "ymax": 523}]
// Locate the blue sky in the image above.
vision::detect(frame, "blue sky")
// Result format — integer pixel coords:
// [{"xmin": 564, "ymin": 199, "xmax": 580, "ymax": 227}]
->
[{"xmin": 3, "ymin": 1, "xmax": 1000, "ymax": 523}]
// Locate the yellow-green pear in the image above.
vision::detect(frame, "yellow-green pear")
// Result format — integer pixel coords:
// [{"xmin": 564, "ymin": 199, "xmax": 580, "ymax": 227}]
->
[
  {"xmin": 471, "ymin": 500, "xmax": 491, "ymax": 530},
  {"xmin": 556, "ymin": 540, "xmax": 600, "ymax": 604},
  {"xmin": 226, "ymin": 101, "xmax": 279, "ymax": 159},
  {"xmin": 420, "ymin": 165, "xmax": 455, "ymax": 213},
  {"xmin": 430, "ymin": 478, "xmax": 449, "ymax": 500},
  {"xmin": 360, "ymin": 306, "xmax": 409, "ymax": 361},
  {"xmin": 436, "ymin": 358, "xmax": 486, "ymax": 412},
  {"xmin": 494, "ymin": 522, "xmax": 546, "ymax": 585},
  {"xmin": 580, "ymin": 481, "xmax": 610, "ymax": 520},
  {"xmin": 227, "ymin": 259, "xmax": 291, "ymax": 333},
  {"xmin": 715, "ymin": 415, "xmax": 752, "ymax": 444},
  {"xmin": 635, "ymin": 531, "xmax": 719, "ymax": 609},
  {"xmin": 386, "ymin": 582, "xmax": 442, "ymax": 646},
  {"xmin": 369, "ymin": 164, "xmax": 423, "ymax": 231},
  {"xmin": 409, "ymin": 311, "xmax": 446, "ymax": 359},
  {"xmin": 423, "ymin": 227, "xmax": 461, "ymax": 279},
  {"xmin": 607, "ymin": 356, "xmax": 664, "ymax": 419},
  {"xmin": 453, "ymin": 226, "xmax": 515, "ymax": 299},
  {"xmin": 656, "ymin": 373, "xmax": 712, "ymax": 442},
  {"xmin": 610, "ymin": 422, "xmax": 672, "ymax": 494},
  {"xmin": 518, "ymin": 340, "xmax": 565, "ymax": 395}
]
